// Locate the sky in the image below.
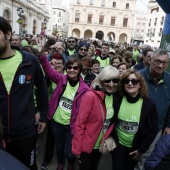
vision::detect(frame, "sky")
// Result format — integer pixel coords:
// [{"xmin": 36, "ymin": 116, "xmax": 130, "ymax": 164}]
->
[
  {"xmin": 62, "ymin": 0, "xmax": 149, "ymax": 11},
  {"xmin": 136, "ymin": 0, "xmax": 149, "ymax": 11}
]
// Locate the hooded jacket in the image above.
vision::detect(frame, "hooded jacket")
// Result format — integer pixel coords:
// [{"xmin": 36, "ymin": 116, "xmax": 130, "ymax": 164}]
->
[
  {"xmin": 0, "ymin": 46, "xmax": 49, "ymax": 142},
  {"xmin": 72, "ymin": 88, "xmax": 114, "ymax": 155},
  {"xmin": 39, "ymin": 55, "xmax": 89, "ymax": 134}
]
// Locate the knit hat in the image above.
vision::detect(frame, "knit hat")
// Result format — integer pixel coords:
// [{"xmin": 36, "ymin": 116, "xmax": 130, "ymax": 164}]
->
[
  {"xmin": 51, "ymin": 53, "xmax": 65, "ymax": 64},
  {"xmin": 79, "ymin": 42, "xmax": 89, "ymax": 50}
]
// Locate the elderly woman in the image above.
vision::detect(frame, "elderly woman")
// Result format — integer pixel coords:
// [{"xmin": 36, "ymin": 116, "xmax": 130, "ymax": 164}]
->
[
  {"xmin": 39, "ymin": 56, "xmax": 89, "ymax": 170},
  {"xmin": 72, "ymin": 65, "xmax": 119, "ymax": 170},
  {"xmin": 112, "ymin": 69, "xmax": 158, "ymax": 170}
]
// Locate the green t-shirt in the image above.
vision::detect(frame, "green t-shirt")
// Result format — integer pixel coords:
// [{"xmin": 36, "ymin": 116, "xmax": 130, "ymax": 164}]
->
[
  {"xmin": 96, "ymin": 56, "xmax": 110, "ymax": 71},
  {"xmin": 53, "ymin": 81, "xmax": 79, "ymax": 125},
  {"xmin": 68, "ymin": 49, "xmax": 75, "ymax": 55},
  {"xmin": 0, "ymin": 50, "xmax": 22, "ymax": 93},
  {"xmin": 21, "ymin": 39, "xmax": 28, "ymax": 47},
  {"xmin": 48, "ymin": 82, "xmax": 57, "ymax": 98},
  {"xmin": 133, "ymin": 50, "xmax": 139, "ymax": 61},
  {"xmin": 94, "ymin": 94, "xmax": 114, "ymax": 149},
  {"xmin": 117, "ymin": 96, "xmax": 143, "ymax": 147}
]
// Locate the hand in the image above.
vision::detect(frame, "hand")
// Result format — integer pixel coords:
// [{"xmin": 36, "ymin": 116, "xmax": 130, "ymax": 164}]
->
[
  {"xmin": 129, "ymin": 150, "xmax": 140, "ymax": 161},
  {"xmin": 36, "ymin": 36, "xmax": 46, "ymax": 53},
  {"xmin": 163, "ymin": 127, "xmax": 170, "ymax": 135},
  {"xmin": 35, "ymin": 112, "xmax": 40, "ymax": 124},
  {"xmin": 51, "ymin": 44, "xmax": 64, "ymax": 54},
  {"xmin": 37, "ymin": 122, "xmax": 46, "ymax": 134}
]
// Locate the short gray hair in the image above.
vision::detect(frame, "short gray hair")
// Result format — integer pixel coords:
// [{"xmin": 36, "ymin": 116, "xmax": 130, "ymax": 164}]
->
[
  {"xmin": 12, "ymin": 34, "xmax": 22, "ymax": 40},
  {"xmin": 92, "ymin": 65, "xmax": 119, "ymax": 89},
  {"xmin": 152, "ymin": 48, "xmax": 169, "ymax": 58}
]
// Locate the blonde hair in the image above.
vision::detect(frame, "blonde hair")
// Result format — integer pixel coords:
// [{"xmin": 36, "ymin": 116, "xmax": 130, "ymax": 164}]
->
[{"xmin": 92, "ymin": 65, "xmax": 119, "ymax": 89}]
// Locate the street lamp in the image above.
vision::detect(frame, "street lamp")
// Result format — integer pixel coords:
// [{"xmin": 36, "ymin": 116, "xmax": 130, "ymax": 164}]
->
[{"xmin": 16, "ymin": 6, "xmax": 24, "ymax": 35}]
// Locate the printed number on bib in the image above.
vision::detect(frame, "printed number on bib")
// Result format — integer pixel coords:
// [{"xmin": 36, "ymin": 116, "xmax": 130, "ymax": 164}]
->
[
  {"xmin": 119, "ymin": 119, "xmax": 139, "ymax": 133},
  {"xmin": 59, "ymin": 96, "xmax": 73, "ymax": 112}
]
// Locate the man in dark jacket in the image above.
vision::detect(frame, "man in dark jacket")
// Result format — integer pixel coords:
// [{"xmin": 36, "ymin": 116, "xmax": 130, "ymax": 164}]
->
[
  {"xmin": 70, "ymin": 41, "xmax": 89, "ymax": 60},
  {"xmin": 135, "ymin": 48, "xmax": 170, "ymax": 170},
  {"xmin": 63, "ymin": 37, "xmax": 78, "ymax": 62},
  {"xmin": 0, "ymin": 17, "xmax": 49, "ymax": 170},
  {"xmin": 133, "ymin": 49, "xmax": 153, "ymax": 71}
]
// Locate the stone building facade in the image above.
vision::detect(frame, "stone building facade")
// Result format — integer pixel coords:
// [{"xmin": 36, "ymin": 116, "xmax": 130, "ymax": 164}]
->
[
  {"xmin": 36, "ymin": 0, "xmax": 69, "ymax": 36},
  {"xmin": 0, "ymin": 0, "xmax": 49, "ymax": 35},
  {"xmin": 68, "ymin": 0, "xmax": 137, "ymax": 43},
  {"xmin": 131, "ymin": 11, "xmax": 147, "ymax": 45},
  {"xmin": 144, "ymin": 0, "xmax": 165, "ymax": 47}
]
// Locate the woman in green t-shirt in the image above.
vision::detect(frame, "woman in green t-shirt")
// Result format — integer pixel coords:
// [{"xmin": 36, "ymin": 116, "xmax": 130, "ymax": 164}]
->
[
  {"xmin": 72, "ymin": 65, "xmax": 119, "ymax": 170},
  {"xmin": 112, "ymin": 69, "xmax": 158, "ymax": 170}
]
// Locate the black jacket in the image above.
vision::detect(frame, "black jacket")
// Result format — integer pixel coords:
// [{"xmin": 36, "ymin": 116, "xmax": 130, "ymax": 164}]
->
[
  {"xmin": 83, "ymin": 72, "xmax": 96, "ymax": 87},
  {"xmin": 0, "ymin": 46, "xmax": 49, "ymax": 142},
  {"xmin": 113, "ymin": 94, "xmax": 158, "ymax": 154}
]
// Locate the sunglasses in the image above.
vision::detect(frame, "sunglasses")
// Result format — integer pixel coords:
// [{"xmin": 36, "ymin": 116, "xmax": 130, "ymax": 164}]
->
[
  {"xmin": 66, "ymin": 66, "xmax": 79, "ymax": 70},
  {"xmin": 124, "ymin": 79, "xmax": 139, "ymax": 85},
  {"xmin": 79, "ymin": 48, "xmax": 88, "ymax": 51},
  {"xmin": 104, "ymin": 78, "xmax": 119, "ymax": 84},
  {"xmin": 68, "ymin": 41, "xmax": 75, "ymax": 43}
]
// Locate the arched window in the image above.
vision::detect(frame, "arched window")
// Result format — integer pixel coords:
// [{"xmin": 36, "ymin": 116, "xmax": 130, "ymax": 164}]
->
[{"xmin": 3, "ymin": 9, "xmax": 11, "ymax": 23}]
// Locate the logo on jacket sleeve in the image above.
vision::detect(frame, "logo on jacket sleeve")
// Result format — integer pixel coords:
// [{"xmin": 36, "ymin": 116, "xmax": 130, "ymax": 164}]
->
[{"xmin": 19, "ymin": 75, "xmax": 26, "ymax": 84}]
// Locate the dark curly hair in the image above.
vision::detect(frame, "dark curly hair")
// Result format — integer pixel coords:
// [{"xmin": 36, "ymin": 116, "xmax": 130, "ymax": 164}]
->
[{"xmin": 118, "ymin": 69, "xmax": 148, "ymax": 98}]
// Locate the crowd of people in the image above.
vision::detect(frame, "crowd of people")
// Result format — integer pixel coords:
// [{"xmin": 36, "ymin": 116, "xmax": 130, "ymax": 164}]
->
[{"xmin": 0, "ymin": 16, "xmax": 170, "ymax": 170}]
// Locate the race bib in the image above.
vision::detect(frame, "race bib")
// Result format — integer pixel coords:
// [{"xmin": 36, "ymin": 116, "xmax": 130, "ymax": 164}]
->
[
  {"xmin": 102, "ymin": 119, "xmax": 111, "ymax": 132},
  {"xmin": 119, "ymin": 119, "xmax": 139, "ymax": 133},
  {"xmin": 59, "ymin": 96, "xmax": 73, "ymax": 112}
]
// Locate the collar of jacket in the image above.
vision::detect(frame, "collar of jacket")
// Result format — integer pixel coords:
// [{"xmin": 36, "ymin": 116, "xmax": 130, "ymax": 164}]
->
[
  {"xmin": 88, "ymin": 87, "xmax": 105, "ymax": 101},
  {"xmin": 145, "ymin": 66, "xmax": 167, "ymax": 84}
]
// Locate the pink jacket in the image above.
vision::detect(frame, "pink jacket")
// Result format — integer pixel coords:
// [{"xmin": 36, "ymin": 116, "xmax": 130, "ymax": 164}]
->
[
  {"xmin": 39, "ymin": 56, "xmax": 89, "ymax": 134},
  {"xmin": 72, "ymin": 88, "xmax": 114, "ymax": 155}
]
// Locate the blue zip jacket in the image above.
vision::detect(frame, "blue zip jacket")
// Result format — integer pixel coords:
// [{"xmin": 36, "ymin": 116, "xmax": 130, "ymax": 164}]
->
[
  {"xmin": 144, "ymin": 134, "xmax": 170, "ymax": 170},
  {"xmin": 139, "ymin": 67, "xmax": 170, "ymax": 131},
  {"xmin": 0, "ymin": 46, "xmax": 49, "ymax": 142}
]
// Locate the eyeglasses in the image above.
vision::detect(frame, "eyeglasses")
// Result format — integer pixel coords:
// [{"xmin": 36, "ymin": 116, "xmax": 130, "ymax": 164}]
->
[
  {"xmin": 153, "ymin": 59, "xmax": 169, "ymax": 66},
  {"xmin": 68, "ymin": 41, "xmax": 75, "ymax": 43},
  {"xmin": 79, "ymin": 48, "xmax": 88, "ymax": 51},
  {"xmin": 104, "ymin": 78, "xmax": 119, "ymax": 84},
  {"xmin": 66, "ymin": 66, "xmax": 79, "ymax": 70},
  {"xmin": 124, "ymin": 79, "xmax": 139, "ymax": 85}
]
